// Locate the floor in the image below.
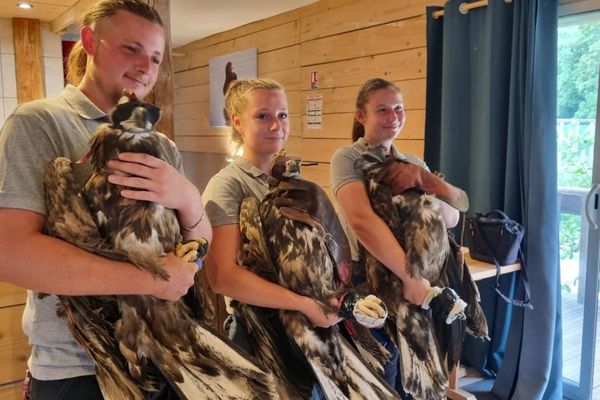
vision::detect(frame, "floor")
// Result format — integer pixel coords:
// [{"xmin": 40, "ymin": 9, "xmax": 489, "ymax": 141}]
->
[{"xmin": 561, "ymin": 290, "xmax": 600, "ymax": 399}]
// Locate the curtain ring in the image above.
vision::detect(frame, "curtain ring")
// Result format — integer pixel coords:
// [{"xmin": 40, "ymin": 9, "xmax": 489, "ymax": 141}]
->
[
  {"xmin": 459, "ymin": 3, "xmax": 470, "ymax": 14},
  {"xmin": 505, "ymin": 0, "xmax": 513, "ymax": 3}
]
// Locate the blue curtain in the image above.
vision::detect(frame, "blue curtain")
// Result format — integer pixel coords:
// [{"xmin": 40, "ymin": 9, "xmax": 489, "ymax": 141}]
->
[{"xmin": 425, "ymin": 1, "xmax": 562, "ymax": 399}]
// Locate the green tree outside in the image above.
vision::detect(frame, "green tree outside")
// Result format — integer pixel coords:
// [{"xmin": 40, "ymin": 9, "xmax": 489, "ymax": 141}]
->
[{"xmin": 557, "ymin": 19, "xmax": 599, "ymax": 269}]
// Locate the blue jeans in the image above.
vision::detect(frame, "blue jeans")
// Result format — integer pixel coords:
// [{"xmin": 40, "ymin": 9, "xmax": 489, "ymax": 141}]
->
[
  {"xmin": 29, "ymin": 371, "xmax": 177, "ymax": 400},
  {"xmin": 371, "ymin": 327, "xmax": 400, "ymax": 387},
  {"xmin": 29, "ymin": 375, "xmax": 103, "ymax": 400}
]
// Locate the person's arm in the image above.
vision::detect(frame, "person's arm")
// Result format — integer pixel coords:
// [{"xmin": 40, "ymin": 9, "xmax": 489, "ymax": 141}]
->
[
  {"xmin": 336, "ymin": 181, "xmax": 430, "ymax": 304},
  {"xmin": 106, "ymin": 152, "xmax": 212, "ymax": 246},
  {"xmin": 437, "ymin": 199, "xmax": 460, "ymax": 228},
  {"xmin": 0, "ymin": 208, "xmax": 197, "ymax": 300},
  {"xmin": 205, "ymin": 224, "xmax": 340, "ymax": 328}
]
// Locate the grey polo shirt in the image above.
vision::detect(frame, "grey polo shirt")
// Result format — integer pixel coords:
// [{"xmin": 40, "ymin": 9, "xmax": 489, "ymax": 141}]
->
[
  {"xmin": 0, "ymin": 85, "xmax": 183, "ymax": 380},
  {"xmin": 202, "ymin": 157, "xmax": 270, "ymax": 227}
]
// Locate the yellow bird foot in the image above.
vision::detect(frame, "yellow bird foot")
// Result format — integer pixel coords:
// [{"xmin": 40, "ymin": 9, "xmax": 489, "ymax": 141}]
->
[{"xmin": 175, "ymin": 238, "xmax": 209, "ymax": 262}]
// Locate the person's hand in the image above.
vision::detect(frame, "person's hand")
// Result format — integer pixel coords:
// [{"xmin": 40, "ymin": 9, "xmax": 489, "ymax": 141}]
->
[
  {"xmin": 107, "ymin": 152, "xmax": 198, "ymax": 211},
  {"xmin": 300, "ymin": 296, "xmax": 342, "ymax": 328},
  {"xmin": 150, "ymin": 253, "xmax": 198, "ymax": 301},
  {"xmin": 22, "ymin": 369, "xmax": 30, "ymax": 400},
  {"xmin": 402, "ymin": 275, "xmax": 431, "ymax": 305}
]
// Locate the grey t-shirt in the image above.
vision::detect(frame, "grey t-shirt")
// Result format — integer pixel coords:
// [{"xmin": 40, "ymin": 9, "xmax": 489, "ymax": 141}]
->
[
  {"xmin": 202, "ymin": 157, "xmax": 270, "ymax": 227},
  {"xmin": 330, "ymin": 137, "xmax": 427, "ymax": 260},
  {"xmin": 202, "ymin": 157, "xmax": 270, "ymax": 314},
  {"xmin": 0, "ymin": 85, "xmax": 183, "ymax": 380}
]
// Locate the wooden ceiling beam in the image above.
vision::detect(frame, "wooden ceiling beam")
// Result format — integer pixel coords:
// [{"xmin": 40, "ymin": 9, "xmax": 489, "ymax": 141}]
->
[{"xmin": 50, "ymin": 0, "xmax": 95, "ymax": 34}]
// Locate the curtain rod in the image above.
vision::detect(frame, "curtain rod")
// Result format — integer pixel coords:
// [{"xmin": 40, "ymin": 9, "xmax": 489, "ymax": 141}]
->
[{"xmin": 432, "ymin": 0, "xmax": 512, "ymax": 19}]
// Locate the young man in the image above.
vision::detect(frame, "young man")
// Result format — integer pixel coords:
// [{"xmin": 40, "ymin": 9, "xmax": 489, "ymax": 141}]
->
[{"xmin": 0, "ymin": 1, "xmax": 211, "ymax": 398}]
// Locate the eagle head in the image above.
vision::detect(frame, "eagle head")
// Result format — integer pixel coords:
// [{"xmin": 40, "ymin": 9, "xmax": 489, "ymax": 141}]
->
[
  {"xmin": 269, "ymin": 150, "xmax": 301, "ymax": 180},
  {"xmin": 111, "ymin": 95, "xmax": 161, "ymax": 132}
]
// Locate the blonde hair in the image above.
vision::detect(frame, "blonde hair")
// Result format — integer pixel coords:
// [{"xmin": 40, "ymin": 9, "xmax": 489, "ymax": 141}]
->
[
  {"xmin": 67, "ymin": 0, "xmax": 163, "ymax": 85},
  {"xmin": 224, "ymin": 78, "xmax": 285, "ymax": 144}
]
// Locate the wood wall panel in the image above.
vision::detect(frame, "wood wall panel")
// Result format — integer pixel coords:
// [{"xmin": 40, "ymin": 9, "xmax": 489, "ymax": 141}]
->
[
  {"xmin": 0, "ymin": 283, "xmax": 26, "ymax": 309},
  {"xmin": 0, "ymin": 305, "xmax": 29, "ymax": 385},
  {"xmin": 301, "ymin": 18, "xmax": 425, "ymax": 65},
  {"xmin": 301, "ymin": 48, "xmax": 426, "ymax": 89},
  {"xmin": 173, "ymin": 0, "xmax": 429, "ymax": 182},
  {"xmin": 13, "ymin": 18, "xmax": 43, "ymax": 104},
  {"xmin": 258, "ymin": 45, "xmax": 301, "ymax": 74},
  {"xmin": 144, "ymin": 0, "xmax": 174, "ymax": 139},
  {"xmin": 0, "ymin": 382, "xmax": 21, "ymax": 400},
  {"xmin": 301, "ymin": 110, "xmax": 425, "ymax": 140},
  {"xmin": 299, "ymin": 0, "xmax": 425, "ymax": 41},
  {"xmin": 175, "ymin": 84, "xmax": 209, "ymax": 105},
  {"xmin": 174, "ymin": 67, "xmax": 208, "ymax": 88},
  {"xmin": 300, "ymin": 78, "xmax": 426, "ymax": 114},
  {"xmin": 261, "ymin": 68, "xmax": 302, "ymax": 91}
]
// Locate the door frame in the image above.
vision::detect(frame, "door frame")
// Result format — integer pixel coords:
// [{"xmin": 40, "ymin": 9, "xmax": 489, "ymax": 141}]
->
[{"xmin": 560, "ymin": 2, "xmax": 600, "ymax": 398}]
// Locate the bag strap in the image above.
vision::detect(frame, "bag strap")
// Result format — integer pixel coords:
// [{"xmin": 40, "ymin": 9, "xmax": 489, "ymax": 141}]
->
[{"xmin": 472, "ymin": 221, "xmax": 534, "ymax": 309}]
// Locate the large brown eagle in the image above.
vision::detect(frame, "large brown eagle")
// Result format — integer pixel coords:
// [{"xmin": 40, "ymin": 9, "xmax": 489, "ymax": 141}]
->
[
  {"xmin": 44, "ymin": 94, "xmax": 277, "ymax": 400},
  {"xmin": 237, "ymin": 150, "xmax": 399, "ymax": 399},
  {"xmin": 356, "ymin": 148, "xmax": 488, "ymax": 400}
]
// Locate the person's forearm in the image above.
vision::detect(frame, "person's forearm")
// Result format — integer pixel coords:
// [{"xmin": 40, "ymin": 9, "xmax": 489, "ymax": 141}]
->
[
  {"xmin": 351, "ymin": 215, "xmax": 412, "ymax": 282},
  {"xmin": 0, "ymin": 231, "xmax": 162, "ymax": 296},
  {"xmin": 208, "ymin": 260, "xmax": 308, "ymax": 312},
  {"xmin": 177, "ymin": 186, "xmax": 213, "ymax": 244}
]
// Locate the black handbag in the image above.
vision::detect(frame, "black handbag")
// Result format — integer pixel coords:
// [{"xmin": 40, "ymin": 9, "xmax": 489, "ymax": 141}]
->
[{"xmin": 467, "ymin": 210, "xmax": 533, "ymax": 309}]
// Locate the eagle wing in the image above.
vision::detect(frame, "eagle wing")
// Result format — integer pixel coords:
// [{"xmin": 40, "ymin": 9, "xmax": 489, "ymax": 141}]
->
[{"xmin": 238, "ymin": 162, "xmax": 398, "ymax": 399}]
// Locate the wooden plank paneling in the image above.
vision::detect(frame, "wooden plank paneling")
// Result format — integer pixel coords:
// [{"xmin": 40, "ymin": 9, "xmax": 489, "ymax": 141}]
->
[
  {"xmin": 300, "ymin": 79, "xmax": 426, "ymax": 113},
  {"xmin": 145, "ymin": 0, "xmax": 174, "ymax": 139},
  {"xmin": 301, "ymin": 18, "xmax": 425, "ymax": 65},
  {"xmin": 301, "ymin": 110, "xmax": 425, "ymax": 140},
  {"xmin": 258, "ymin": 45, "xmax": 301, "ymax": 74},
  {"xmin": 178, "ymin": 22, "xmax": 300, "ymax": 72},
  {"xmin": 177, "ymin": 0, "xmax": 357, "ymax": 54},
  {"xmin": 50, "ymin": 0, "xmax": 95, "ymax": 33},
  {"xmin": 13, "ymin": 18, "xmax": 43, "ymax": 104},
  {"xmin": 300, "ymin": 163, "xmax": 332, "ymax": 188},
  {"xmin": 174, "ymin": 115, "xmax": 301, "ymax": 139},
  {"xmin": 0, "ymin": 382, "xmax": 21, "ymax": 400},
  {"xmin": 300, "ymin": 138, "xmax": 424, "ymax": 163},
  {"xmin": 175, "ymin": 84, "xmax": 210, "ymax": 104},
  {"xmin": 300, "ymin": 0, "xmax": 425, "ymax": 41},
  {"xmin": 0, "ymin": 283, "xmax": 26, "ymax": 308},
  {"xmin": 173, "ymin": 0, "xmax": 429, "ymax": 163},
  {"xmin": 175, "ymin": 136, "xmax": 234, "ymax": 154},
  {"xmin": 261, "ymin": 68, "xmax": 302, "ymax": 91},
  {"xmin": 301, "ymin": 48, "xmax": 426, "ymax": 89},
  {"xmin": 174, "ymin": 67, "xmax": 208, "ymax": 88},
  {"xmin": 0, "ymin": 305, "xmax": 29, "ymax": 385}
]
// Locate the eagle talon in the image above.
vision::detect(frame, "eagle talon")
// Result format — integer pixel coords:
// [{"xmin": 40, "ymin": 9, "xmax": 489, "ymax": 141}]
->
[
  {"xmin": 175, "ymin": 238, "xmax": 209, "ymax": 263},
  {"xmin": 338, "ymin": 291, "xmax": 388, "ymax": 329}
]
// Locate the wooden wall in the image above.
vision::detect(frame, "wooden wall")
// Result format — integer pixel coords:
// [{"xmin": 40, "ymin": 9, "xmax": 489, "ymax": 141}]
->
[
  {"xmin": 0, "ymin": 283, "xmax": 28, "ymax": 397},
  {"xmin": 174, "ymin": 0, "xmax": 444, "ymax": 198}
]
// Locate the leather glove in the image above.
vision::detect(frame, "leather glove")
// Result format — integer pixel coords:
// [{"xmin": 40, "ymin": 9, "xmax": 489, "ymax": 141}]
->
[
  {"xmin": 380, "ymin": 161, "xmax": 469, "ymax": 212},
  {"xmin": 338, "ymin": 291, "xmax": 388, "ymax": 329},
  {"xmin": 421, "ymin": 286, "xmax": 467, "ymax": 324}
]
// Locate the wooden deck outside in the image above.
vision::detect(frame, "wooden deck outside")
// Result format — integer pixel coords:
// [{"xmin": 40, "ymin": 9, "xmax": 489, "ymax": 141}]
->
[{"xmin": 561, "ymin": 290, "xmax": 600, "ymax": 398}]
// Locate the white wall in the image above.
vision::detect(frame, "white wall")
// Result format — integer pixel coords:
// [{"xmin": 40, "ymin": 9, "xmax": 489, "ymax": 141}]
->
[{"xmin": 0, "ymin": 18, "xmax": 64, "ymax": 126}]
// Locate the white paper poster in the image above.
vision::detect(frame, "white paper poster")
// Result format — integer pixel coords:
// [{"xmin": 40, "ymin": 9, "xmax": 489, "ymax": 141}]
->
[{"xmin": 306, "ymin": 94, "xmax": 323, "ymax": 130}]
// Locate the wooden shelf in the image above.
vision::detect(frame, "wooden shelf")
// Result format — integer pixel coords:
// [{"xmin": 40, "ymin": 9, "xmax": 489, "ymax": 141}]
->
[{"xmin": 463, "ymin": 247, "xmax": 521, "ymax": 281}]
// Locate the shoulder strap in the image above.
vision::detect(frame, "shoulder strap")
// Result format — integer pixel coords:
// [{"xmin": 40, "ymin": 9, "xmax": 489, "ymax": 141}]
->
[{"xmin": 472, "ymin": 221, "xmax": 533, "ymax": 309}]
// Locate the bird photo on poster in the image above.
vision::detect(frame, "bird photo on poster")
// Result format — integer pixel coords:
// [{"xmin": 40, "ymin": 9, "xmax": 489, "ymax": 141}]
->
[{"xmin": 209, "ymin": 48, "xmax": 257, "ymax": 127}]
